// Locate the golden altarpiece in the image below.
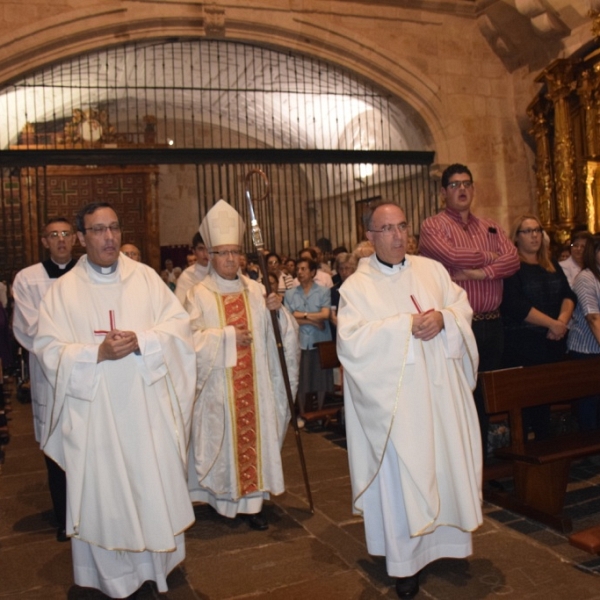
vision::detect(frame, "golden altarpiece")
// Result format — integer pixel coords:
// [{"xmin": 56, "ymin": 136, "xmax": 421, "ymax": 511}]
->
[
  {"xmin": 8, "ymin": 109, "xmax": 160, "ymax": 271},
  {"xmin": 529, "ymin": 19, "xmax": 600, "ymax": 242}
]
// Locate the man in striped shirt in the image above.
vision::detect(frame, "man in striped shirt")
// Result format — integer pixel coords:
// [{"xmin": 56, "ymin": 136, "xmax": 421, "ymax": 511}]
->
[{"xmin": 419, "ymin": 164, "xmax": 519, "ymax": 456}]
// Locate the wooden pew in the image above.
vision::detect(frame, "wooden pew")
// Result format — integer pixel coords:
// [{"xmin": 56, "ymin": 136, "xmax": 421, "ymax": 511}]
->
[{"xmin": 481, "ymin": 357, "xmax": 600, "ymax": 532}]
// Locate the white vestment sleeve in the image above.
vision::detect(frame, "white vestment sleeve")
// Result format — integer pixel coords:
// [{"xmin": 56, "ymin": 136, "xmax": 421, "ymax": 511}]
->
[
  {"xmin": 12, "ymin": 272, "xmax": 39, "ymax": 351},
  {"xmin": 63, "ymin": 344, "xmax": 101, "ymax": 401},
  {"xmin": 136, "ymin": 330, "xmax": 167, "ymax": 384},
  {"xmin": 185, "ymin": 283, "xmax": 238, "ymax": 395}
]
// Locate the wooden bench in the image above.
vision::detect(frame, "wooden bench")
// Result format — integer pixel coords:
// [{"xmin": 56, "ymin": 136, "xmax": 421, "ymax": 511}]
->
[{"xmin": 481, "ymin": 357, "xmax": 600, "ymax": 532}]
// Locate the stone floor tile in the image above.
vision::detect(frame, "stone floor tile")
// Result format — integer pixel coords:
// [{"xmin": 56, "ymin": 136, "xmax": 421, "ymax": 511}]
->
[{"xmin": 3, "ymin": 376, "xmax": 600, "ymax": 599}]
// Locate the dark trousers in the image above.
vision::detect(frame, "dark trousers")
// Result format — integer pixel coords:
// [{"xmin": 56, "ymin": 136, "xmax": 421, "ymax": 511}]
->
[
  {"xmin": 44, "ymin": 454, "xmax": 66, "ymax": 529},
  {"xmin": 472, "ymin": 318, "xmax": 504, "ymax": 461}
]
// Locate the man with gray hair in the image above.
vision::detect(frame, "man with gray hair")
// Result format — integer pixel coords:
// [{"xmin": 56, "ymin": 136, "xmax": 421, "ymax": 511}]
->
[
  {"xmin": 337, "ymin": 201, "xmax": 482, "ymax": 599},
  {"xmin": 121, "ymin": 243, "xmax": 142, "ymax": 262},
  {"xmin": 13, "ymin": 216, "xmax": 77, "ymax": 543},
  {"xmin": 185, "ymin": 200, "xmax": 299, "ymax": 531},
  {"xmin": 34, "ymin": 202, "xmax": 197, "ymax": 598}
]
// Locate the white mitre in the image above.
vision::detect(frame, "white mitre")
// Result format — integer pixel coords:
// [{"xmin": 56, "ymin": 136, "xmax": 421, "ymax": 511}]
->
[{"xmin": 199, "ymin": 199, "xmax": 245, "ymax": 248}]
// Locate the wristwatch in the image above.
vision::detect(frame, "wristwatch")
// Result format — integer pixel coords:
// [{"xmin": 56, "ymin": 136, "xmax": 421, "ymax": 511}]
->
[{"xmin": 304, "ymin": 312, "xmax": 308, "ymax": 319}]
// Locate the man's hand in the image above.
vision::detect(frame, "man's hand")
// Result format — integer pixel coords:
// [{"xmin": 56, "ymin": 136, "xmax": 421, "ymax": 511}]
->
[
  {"xmin": 235, "ymin": 324, "xmax": 253, "ymax": 347},
  {"xmin": 97, "ymin": 330, "xmax": 139, "ymax": 362},
  {"xmin": 265, "ymin": 292, "xmax": 282, "ymax": 311},
  {"xmin": 453, "ymin": 269, "xmax": 486, "ymax": 281},
  {"xmin": 412, "ymin": 311, "xmax": 444, "ymax": 341}
]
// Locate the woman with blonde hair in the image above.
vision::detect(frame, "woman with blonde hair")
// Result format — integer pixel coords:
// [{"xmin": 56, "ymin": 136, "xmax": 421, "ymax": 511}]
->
[{"xmin": 500, "ymin": 214, "xmax": 576, "ymax": 439}]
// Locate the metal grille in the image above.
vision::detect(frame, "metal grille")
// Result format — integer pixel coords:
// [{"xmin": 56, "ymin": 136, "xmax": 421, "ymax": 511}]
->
[
  {"xmin": 194, "ymin": 161, "xmax": 436, "ymax": 257},
  {"xmin": 0, "ymin": 40, "xmax": 421, "ymax": 151},
  {"xmin": 0, "ymin": 39, "xmax": 437, "ymax": 280}
]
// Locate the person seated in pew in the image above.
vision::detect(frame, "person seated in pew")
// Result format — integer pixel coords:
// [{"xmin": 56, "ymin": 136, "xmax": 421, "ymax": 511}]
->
[
  {"xmin": 567, "ymin": 234, "xmax": 600, "ymax": 431},
  {"xmin": 500, "ymin": 214, "xmax": 576, "ymax": 441}
]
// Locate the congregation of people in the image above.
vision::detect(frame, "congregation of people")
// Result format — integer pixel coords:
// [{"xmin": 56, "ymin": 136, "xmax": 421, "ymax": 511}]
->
[{"xmin": 2, "ymin": 162, "xmax": 600, "ymax": 599}]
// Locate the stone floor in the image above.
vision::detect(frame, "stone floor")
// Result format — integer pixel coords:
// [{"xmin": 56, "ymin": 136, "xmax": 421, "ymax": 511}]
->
[{"xmin": 2, "ymin": 379, "xmax": 600, "ymax": 599}]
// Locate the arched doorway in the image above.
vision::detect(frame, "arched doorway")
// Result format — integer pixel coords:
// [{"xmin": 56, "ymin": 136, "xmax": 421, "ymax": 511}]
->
[{"xmin": 0, "ymin": 39, "xmax": 437, "ymax": 276}]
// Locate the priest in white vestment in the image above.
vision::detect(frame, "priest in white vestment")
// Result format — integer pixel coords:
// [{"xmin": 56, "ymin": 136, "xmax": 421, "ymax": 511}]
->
[
  {"xmin": 175, "ymin": 231, "xmax": 210, "ymax": 304},
  {"xmin": 34, "ymin": 202, "xmax": 197, "ymax": 599},
  {"xmin": 12, "ymin": 217, "xmax": 77, "ymax": 542},
  {"xmin": 185, "ymin": 200, "xmax": 299, "ymax": 531},
  {"xmin": 337, "ymin": 202, "xmax": 482, "ymax": 599}
]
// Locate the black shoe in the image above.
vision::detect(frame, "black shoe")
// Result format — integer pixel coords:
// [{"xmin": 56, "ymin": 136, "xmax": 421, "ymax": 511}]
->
[
  {"xmin": 56, "ymin": 527, "xmax": 69, "ymax": 542},
  {"xmin": 395, "ymin": 573, "xmax": 419, "ymax": 599},
  {"xmin": 240, "ymin": 511, "xmax": 268, "ymax": 531}
]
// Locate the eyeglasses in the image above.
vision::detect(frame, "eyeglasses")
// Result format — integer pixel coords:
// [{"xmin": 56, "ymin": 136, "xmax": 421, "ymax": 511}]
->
[
  {"xmin": 369, "ymin": 223, "xmax": 408, "ymax": 235},
  {"xmin": 267, "ymin": 260, "xmax": 280, "ymax": 266},
  {"xmin": 209, "ymin": 249, "xmax": 242, "ymax": 257},
  {"xmin": 446, "ymin": 180, "xmax": 473, "ymax": 190},
  {"xmin": 517, "ymin": 227, "xmax": 543, "ymax": 235},
  {"xmin": 45, "ymin": 230, "xmax": 72, "ymax": 239},
  {"xmin": 85, "ymin": 224, "xmax": 121, "ymax": 236}
]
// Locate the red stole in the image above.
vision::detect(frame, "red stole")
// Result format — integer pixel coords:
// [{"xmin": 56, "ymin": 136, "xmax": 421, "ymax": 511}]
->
[{"xmin": 221, "ymin": 292, "xmax": 260, "ymax": 496}]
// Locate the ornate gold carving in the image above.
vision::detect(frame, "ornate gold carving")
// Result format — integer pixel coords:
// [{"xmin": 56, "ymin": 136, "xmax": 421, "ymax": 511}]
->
[
  {"xmin": 577, "ymin": 68, "xmax": 600, "ymax": 158},
  {"xmin": 529, "ymin": 41, "xmax": 600, "ymax": 235},
  {"xmin": 62, "ymin": 107, "xmax": 116, "ymax": 145},
  {"xmin": 16, "ymin": 109, "xmax": 160, "ymax": 149},
  {"xmin": 527, "ymin": 97, "xmax": 554, "ymax": 229},
  {"xmin": 586, "ymin": 161, "xmax": 600, "ymax": 233},
  {"xmin": 591, "ymin": 10, "xmax": 600, "ymax": 39},
  {"xmin": 538, "ymin": 60, "xmax": 577, "ymax": 230}
]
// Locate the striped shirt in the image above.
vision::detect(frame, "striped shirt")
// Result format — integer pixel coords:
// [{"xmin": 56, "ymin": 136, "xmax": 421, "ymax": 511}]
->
[
  {"xmin": 419, "ymin": 208, "xmax": 519, "ymax": 313},
  {"xmin": 567, "ymin": 270, "xmax": 600, "ymax": 354}
]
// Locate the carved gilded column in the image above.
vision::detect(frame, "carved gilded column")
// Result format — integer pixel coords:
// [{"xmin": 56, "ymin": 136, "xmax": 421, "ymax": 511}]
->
[
  {"xmin": 537, "ymin": 60, "xmax": 577, "ymax": 235},
  {"xmin": 577, "ymin": 66, "xmax": 600, "ymax": 158},
  {"xmin": 527, "ymin": 96, "xmax": 554, "ymax": 230}
]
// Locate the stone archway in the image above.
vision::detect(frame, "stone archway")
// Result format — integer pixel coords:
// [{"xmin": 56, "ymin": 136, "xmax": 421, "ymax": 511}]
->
[{"xmin": 0, "ymin": 2, "xmax": 444, "ymax": 157}]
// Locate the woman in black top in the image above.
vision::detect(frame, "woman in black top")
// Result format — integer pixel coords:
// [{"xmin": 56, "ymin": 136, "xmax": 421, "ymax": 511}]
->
[{"xmin": 500, "ymin": 214, "xmax": 576, "ymax": 439}]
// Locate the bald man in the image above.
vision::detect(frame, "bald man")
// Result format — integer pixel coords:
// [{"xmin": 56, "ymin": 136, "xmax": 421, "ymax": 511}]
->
[
  {"xmin": 337, "ymin": 201, "xmax": 482, "ymax": 599},
  {"xmin": 121, "ymin": 243, "xmax": 141, "ymax": 262}
]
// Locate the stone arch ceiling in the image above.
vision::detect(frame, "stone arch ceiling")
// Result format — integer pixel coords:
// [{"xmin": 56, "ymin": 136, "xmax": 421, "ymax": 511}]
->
[
  {"xmin": 0, "ymin": 39, "xmax": 430, "ymax": 151},
  {"xmin": 476, "ymin": 0, "xmax": 595, "ymax": 71}
]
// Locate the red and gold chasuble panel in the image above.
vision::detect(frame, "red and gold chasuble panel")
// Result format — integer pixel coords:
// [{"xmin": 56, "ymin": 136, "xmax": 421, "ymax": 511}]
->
[{"xmin": 221, "ymin": 292, "xmax": 261, "ymax": 496}]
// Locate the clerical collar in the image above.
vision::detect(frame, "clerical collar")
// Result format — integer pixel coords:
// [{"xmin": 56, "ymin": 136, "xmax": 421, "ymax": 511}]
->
[
  {"xmin": 196, "ymin": 263, "xmax": 209, "ymax": 276},
  {"xmin": 42, "ymin": 258, "xmax": 76, "ymax": 279},
  {"xmin": 88, "ymin": 258, "xmax": 118, "ymax": 275},
  {"xmin": 213, "ymin": 270, "xmax": 242, "ymax": 292},
  {"xmin": 376, "ymin": 254, "xmax": 406, "ymax": 271},
  {"xmin": 52, "ymin": 258, "xmax": 70, "ymax": 269}
]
